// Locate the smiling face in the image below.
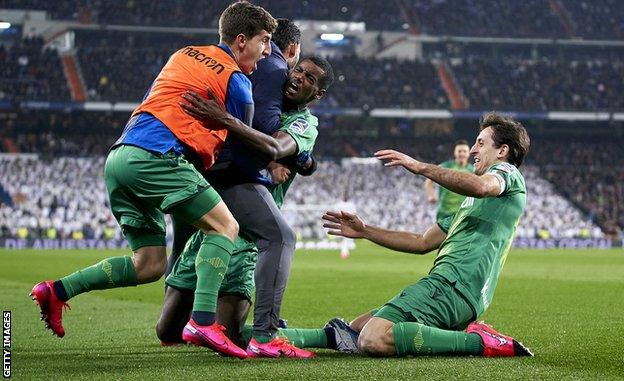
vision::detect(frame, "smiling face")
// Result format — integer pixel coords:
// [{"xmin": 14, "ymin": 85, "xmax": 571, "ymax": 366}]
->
[
  {"xmin": 236, "ymin": 30, "xmax": 272, "ymax": 75},
  {"xmin": 470, "ymin": 127, "xmax": 509, "ymax": 175},
  {"xmin": 284, "ymin": 59, "xmax": 326, "ymax": 107}
]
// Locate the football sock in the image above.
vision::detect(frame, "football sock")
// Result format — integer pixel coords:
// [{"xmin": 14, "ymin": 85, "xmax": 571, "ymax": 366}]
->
[
  {"xmin": 252, "ymin": 334, "xmax": 274, "ymax": 344},
  {"xmin": 241, "ymin": 325, "xmax": 253, "ymax": 344},
  {"xmin": 240, "ymin": 326, "xmax": 329, "ymax": 348},
  {"xmin": 58, "ymin": 256, "xmax": 137, "ymax": 300},
  {"xmin": 192, "ymin": 234, "xmax": 234, "ymax": 325},
  {"xmin": 279, "ymin": 328, "xmax": 329, "ymax": 348},
  {"xmin": 191, "ymin": 311, "xmax": 215, "ymax": 326},
  {"xmin": 393, "ymin": 322, "xmax": 484, "ymax": 356}
]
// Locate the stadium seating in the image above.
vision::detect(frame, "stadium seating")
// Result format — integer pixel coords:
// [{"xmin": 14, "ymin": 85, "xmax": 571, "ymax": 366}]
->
[
  {"xmin": 4, "ymin": 0, "xmax": 623, "ymax": 39},
  {"xmin": 0, "ymin": 152, "xmax": 605, "ymax": 240},
  {"xmin": 409, "ymin": 0, "xmax": 568, "ymax": 38},
  {"xmin": 451, "ymin": 54, "xmax": 624, "ymax": 111},
  {"xmin": 0, "ymin": 37, "xmax": 70, "ymax": 102}
]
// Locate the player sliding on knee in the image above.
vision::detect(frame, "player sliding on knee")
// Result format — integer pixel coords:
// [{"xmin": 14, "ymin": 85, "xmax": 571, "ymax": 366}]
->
[{"xmin": 323, "ymin": 112, "xmax": 533, "ymax": 358}]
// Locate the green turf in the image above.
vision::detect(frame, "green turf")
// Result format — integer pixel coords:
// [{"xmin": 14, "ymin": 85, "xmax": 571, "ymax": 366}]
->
[{"xmin": 1, "ymin": 243, "xmax": 623, "ymax": 380}]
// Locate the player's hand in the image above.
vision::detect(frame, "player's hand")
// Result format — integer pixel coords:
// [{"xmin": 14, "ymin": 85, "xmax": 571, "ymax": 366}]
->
[
  {"xmin": 268, "ymin": 162, "xmax": 291, "ymax": 184},
  {"xmin": 322, "ymin": 210, "xmax": 366, "ymax": 239},
  {"xmin": 180, "ymin": 90, "xmax": 227, "ymax": 127},
  {"xmin": 374, "ymin": 149, "xmax": 424, "ymax": 174},
  {"xmin": 428, "ymin": 195, "xmax": 438, "ymax": 204}
]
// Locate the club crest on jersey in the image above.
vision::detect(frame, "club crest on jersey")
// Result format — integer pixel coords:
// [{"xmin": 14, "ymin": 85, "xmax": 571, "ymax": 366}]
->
[
  {"xmin": 460, "ymin": 197, "xmax": 475, "ymax": 209},
  {"xmin": 289, "ymin": 119, "xmax": 309, "ymax": 134}
]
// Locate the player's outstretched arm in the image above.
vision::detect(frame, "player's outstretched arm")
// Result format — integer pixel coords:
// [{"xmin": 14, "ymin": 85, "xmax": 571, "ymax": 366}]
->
[
  {"xmin": 180, "ymin": 91, "xmax": 296, "ymax": 160},
  {"xmin": 322, "ymin": 211, "xmax": 446, "ymax": 254},
  {"xmin": 375, "ymin": 149, "xmax": 502, "ymax": 198}
]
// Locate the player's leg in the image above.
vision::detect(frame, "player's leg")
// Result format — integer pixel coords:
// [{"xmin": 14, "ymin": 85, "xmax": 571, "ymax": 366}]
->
[
  {"xmin": 165, "ymin": 216, "xmax": 197, "ymax": 278},
  {"xmin": 358, "ymin": 275, "xmax": 484, "ymax": 357},
  {"xmin": 156, "ymin": 286, "xmax": 193, "ymax": 345},
  {"xmin": 157, "ymin": 231, "xmax": 204, "ymax": 344},
  {"xmin": 216, "ymin": 239, "xmax": 256, "ymax": 347},
  {"xmin": 217, "ymin": 184, "xmax": 299, "ymax": 350},
  {"xmin": 31, "ymin": 146, "xmax": 172, "ymax": 337},
  {"xmin": 350, "ymin": 311, "xmax": 375, "ymax": 332},
  {"xmin": 217, "ymin": 295, "xmax": 251, "ymax": 347}
]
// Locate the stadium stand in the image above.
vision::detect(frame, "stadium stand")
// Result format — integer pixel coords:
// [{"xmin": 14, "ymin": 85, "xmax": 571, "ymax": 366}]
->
[
  {"xmin": 1, "ymin": 0, "xmax": 405, "ymax": 30},
  {"xmin": 0, "ymin": 155, "xmax": 604, "ymax": 241},
  {"xmin": 451, "ymin": 54, "xmax": 624, "ymax": 111},
  {"xmin": 4, "ymin": 0, "xmax": 623, "ymax": 38},
  {"xmin": 1, "ymin": 1, "xmax": 622, "ymax": 243},
  {"xmin": 0, "ymin": 37, "xmax": 70, "ymax": 102},
  {"xmin": 408, "ymin": 0, "xmax": 569, "ymax": 38}
]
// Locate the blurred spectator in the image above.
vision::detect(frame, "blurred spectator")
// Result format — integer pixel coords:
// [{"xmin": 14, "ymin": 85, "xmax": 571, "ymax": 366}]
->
[
  {"xmin": 451, "ymin": 55, "xmax": 624, "ymax": 111},
  {"xmin": 0, "ymin": 37, "xmax": 70, "ymax": 101},
  {"xmin": 410, "ymin": 0, "xmax": 568, "ymax": 38}
]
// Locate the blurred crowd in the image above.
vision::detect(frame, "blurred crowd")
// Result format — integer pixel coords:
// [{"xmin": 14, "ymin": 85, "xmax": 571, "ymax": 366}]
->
[
  {"xmin": 0, "ymin": 151, "xmax": 610, "ymax": 241},
  {"xmin": 0, "ymin": 37, "xmax": 69, "ymax": 102},
  {"xmin": 452, "ymin": 55, "xmax": 624, "ymax": 111},
  {"xmin": 410, "ymin": 0, "xmax": 568, "ymax": 38},
  {"xmin": 3, "ymin": 31, "xmax": 622, "ymax": 112},
  {"xmin": 4, "ymin": 0, "xmax": 623, "ymax": 38},
  {"xmin": 0, "ymin": 156, "xmax": 121, "ymax": 240}
]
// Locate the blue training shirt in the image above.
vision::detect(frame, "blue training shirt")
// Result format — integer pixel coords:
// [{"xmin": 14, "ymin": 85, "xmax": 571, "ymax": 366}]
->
[
  {"xmin": 212, "ymin": 41, "xmax": 288, "ymax": 186},
  {"xmin": 115, "ymin": 44, "xmax": 254, "ymax": 156}
]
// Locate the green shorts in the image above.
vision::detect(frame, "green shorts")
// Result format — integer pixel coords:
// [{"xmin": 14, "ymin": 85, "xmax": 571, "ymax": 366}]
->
[
  {"xmin": 165, "ymin": 231, "xmax": 258, "ymax": 302},
  {"xmin": 104, "ymin": 145, "xmax": 221, "ymax": 250},
  {"xmin": 373, "ymin": 274, "xmax": 475, "ymax": 330}
]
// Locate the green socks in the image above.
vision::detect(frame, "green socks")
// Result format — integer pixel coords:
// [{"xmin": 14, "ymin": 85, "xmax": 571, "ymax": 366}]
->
[
  {"xmin": 60, "ymin": 256, "xmax": 138, "ymax": 299},
  {"xmin": 279, "ymin": 328, "xmax": 328, "ymax": 348},
  {"xmin": 192, "ymin": 234, "xmax": 234, "ymax": 314},
  {"xmin": 393, "ymin": 322, "xmax": 483, "ymax": 356},
  {"xmin": 241, "ymin": 325, "xmax": 328, "ymax": 348},
  {"xmin": 240, "ymin": 326, "xmax": 273, "ymax": 344}
]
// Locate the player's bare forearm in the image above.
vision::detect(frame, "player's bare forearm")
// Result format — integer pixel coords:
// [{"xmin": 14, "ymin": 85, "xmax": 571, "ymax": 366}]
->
[
  {"xmin": 419, "ymin": 163, "xmax": 494, "ymax": 198},
  {"xmin": 362, "ymin": 225, "xmax": 441, "ymax": 254},
  {"xmin": 215, "ymin": 113, "xmax": 286, "ymax": 160},
  {"xmin": 376, "ymin": 149, "xmax": 499, "ymax": 198},
  {"xmin": 180, "ymin": 91, "xmax": 291, "ymax": 160}
]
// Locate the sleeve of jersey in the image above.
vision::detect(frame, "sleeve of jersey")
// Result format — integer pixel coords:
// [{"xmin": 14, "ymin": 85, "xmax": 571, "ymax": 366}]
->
[
  {"xmin": 280, "ymin": 117, "xmax": 318, "ymax": 155},
  {"xmin": 250, "ymin": 65, "xmax": 287, "ymax": 134},
  {"xmin": 225, "ymin": 72, "xmax": 254, "ymax": 126},
  {"xmin": 487, "ymin": 163, "xmax": 517, "ymax": 196},
  {"xmin": 437, "ymin": 214, "xmax": 455, "ymax": 233}
]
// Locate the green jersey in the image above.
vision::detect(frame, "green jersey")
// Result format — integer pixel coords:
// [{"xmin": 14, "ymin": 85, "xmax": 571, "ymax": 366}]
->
[
  {"xmin": 437, "ymin": 160, "xmax": 474, "ymax": 220},
  {"xmin": 431, "ymin": 162, "xmax": 526, "ymax": 316},
  {"xmin": 268, "ymin": 108, "xmax": 318, "ymax": 208}
]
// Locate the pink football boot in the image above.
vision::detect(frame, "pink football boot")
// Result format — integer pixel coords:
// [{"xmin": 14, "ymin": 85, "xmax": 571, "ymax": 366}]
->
[{"xmin": 466, "ymin": 321, "xmax": 533, "ymax": 357}]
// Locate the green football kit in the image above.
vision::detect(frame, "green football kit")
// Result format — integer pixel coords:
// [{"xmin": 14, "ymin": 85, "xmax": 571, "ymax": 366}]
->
[
  {"xmin": 375, "ymin": 162, "xmax": 526, "ymax": 356},
  {"xmin": 435, "ymin": 160, "xmax": 474, "ymax": 221},
  {"xmin": 166, "ymin": 108, "xmax": 318, "ymax": 300}
]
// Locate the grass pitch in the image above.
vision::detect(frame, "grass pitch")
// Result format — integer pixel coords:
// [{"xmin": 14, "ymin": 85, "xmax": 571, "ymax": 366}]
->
[{"xmin": 1, "ymin": 243, "xmax": 623, "ymax": 380}]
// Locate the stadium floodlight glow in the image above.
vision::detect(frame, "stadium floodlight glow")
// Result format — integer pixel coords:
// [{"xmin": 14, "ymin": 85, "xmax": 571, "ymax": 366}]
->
[
  {"xmin": 320, "ymin": 33, "xmax": 344, "ymax": 41},
  {"xmin": 0, "ymin": 22, "xmax": 11, "ymax": 29}
]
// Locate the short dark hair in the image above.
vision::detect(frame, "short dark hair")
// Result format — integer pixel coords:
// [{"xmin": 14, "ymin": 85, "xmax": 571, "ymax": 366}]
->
[
  {"xmin": 219, "ymin": 1, "xmax": 277, "ymax": 44},
  {"xmin": 454, "ymin": 139, "xmax": 470, "ymax": 147},
  {"xmin": 479, "ymin": 112, "xmax": 530, "ymax": 168},
  {"xmin": 273, "ymin": 18, "xmax": 301, "ymax": 52},
  {"xmin": 303, "ymin": 55, "xmax": 334, "ymax": 90}
]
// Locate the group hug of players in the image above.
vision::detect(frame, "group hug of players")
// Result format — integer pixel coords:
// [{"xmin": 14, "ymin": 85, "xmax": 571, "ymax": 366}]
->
[{"xmin": 31, "ymin": 1, "xmax": 534, "ymax": 359}]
